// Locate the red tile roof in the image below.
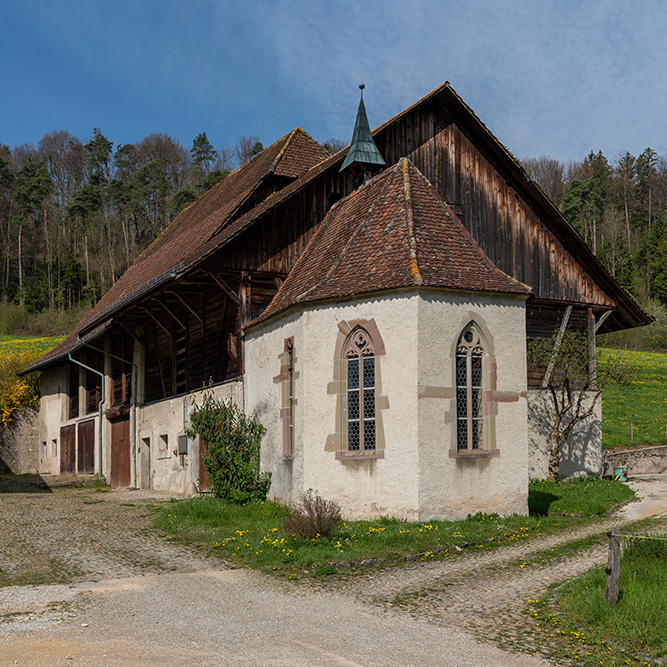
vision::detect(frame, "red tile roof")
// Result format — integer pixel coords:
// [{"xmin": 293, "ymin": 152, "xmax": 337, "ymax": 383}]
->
[
  {"xmin": 23, "ymin": 129, "xmax": 328, "ymax": 373},
  {"xmin": 251, "ymin": 159, "xmax": 530, "ymax": 327}
]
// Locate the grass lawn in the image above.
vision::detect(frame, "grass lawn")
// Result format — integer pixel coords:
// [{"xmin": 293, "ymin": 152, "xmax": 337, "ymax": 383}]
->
[
  {"xmin": 531, "ymin": 527, "xmax": 667, "ymax": 666},
  {"xmin": 154, "ymin": 478, "xmax": 634, "ymax": 576},
  {"xmin": 600, "ymin": 348, "xmax": 667, "ymax": 450}
]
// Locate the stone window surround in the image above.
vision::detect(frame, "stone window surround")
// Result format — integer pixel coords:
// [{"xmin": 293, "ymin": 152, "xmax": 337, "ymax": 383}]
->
[
  {"xmin": 273, "ymin": 336, "xmax": 298, "ymax": 460},
  {"xmin": 324, "ymin": 318, "xmax": 388, "ymax": 462}
]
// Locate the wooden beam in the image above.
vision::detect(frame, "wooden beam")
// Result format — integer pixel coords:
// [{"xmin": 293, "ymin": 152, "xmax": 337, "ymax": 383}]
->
[
  {"xmin": 588, "ymin": 307, "xmax": 597, "ymax": 386},
  {"xmin": 116, "ymin": 321, "xmax": 143, "ymax": 347},
  {"xmin": 208, "ymin": 272, "xmax": 240, "ymax": 305},
  {"xmin": 143, "ymin": 307, "xmax": 172, "ymax": 338},
  {"xmin": 151, "ymin": 321, "xmax": 167, "ymax": 399},
  {"xmin": 542, "ymin": 305, "xmax": 572, "ymax": 388},
  {"xmin": 213, "ymin": 293, "xmax": 229, "ymax": 381},
  {"xmin": 155, "ymin": 298, "xmax": 186, "ymax": 330},
  {"xmin": 594, "ymin": 309, "xmax": 613, "ymax": 334},
  {"xmin": 168, "ymin": 291, "xmax": 203, "ymax": 323}
]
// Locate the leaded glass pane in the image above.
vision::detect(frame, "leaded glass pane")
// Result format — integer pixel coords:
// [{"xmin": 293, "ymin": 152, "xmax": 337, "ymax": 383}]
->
[
  {"xmin": 348, "ymin": 421, "xmax": 360, "ymax": 450},
  {"xmin": 471, "ymin": 354, "xmax": 482, "ymax": 388},
  {"xmin": 363, "ymin": 356, "xmax": 375, "ymax": 389},
  {"xmin": 348, "ymin": 357, "xmax": 359, "ymax": 390},
  {"xmin": 457, "ymin": 419, "xmax": 468, "ymax": 451},
  {"xmin": 363, "ymin": 388, "xmax": 374, "ymax": 419},
  {"xmin": 471, "ymin": 387, "xmax": 482, "ymax": 419},
  {"xmin": 456, "ymin": 354, "xmax": 467, "ymax": 387},
  {"xmin": 472, "ymin": 418, "xmax": 483, "ymax": 450},
  {"xmin": 456, "ymin": 387, "xmax": 467, "ymax": 418},
  {"xmin": 348, "ymin": 389, "xmax": 359, "ymax": 420},
  {"xmin": 363, "ymin": 419, "xmax": 376, "ymax": 450}
]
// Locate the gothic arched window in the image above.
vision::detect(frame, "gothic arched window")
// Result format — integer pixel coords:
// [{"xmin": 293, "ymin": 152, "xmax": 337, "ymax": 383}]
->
[
  {"xmin": 456, "ymin": 324, "xmax": 484, "ymax": 451},
  {"xmin": 345, "ymin": 328, "xmax": 376, "ymax": 451}
]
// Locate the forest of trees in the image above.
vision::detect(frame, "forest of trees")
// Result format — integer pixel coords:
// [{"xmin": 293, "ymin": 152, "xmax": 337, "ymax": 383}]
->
[
  {"xmin": 1, "ymin": 124, "xmax": 666, "ymax": 344},
  {"xmin": 0, "ymin": 128, "xmax": 275, "ymax": 320}
]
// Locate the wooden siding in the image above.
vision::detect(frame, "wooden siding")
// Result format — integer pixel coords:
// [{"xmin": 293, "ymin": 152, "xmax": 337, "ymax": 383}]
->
[{"xmin": 374, "ymin": 97, "xmax": 615, "ymax": 308}]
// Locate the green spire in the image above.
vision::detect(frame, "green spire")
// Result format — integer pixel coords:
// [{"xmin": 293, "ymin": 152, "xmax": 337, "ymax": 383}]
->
[{"xmin": 340, "ymin": 83, "xmax": 386, "ymax": 173}]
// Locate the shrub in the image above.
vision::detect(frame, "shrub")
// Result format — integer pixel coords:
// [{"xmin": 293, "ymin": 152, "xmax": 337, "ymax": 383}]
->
[
  {"xmin": 0, "ymin": 349, "xmax": 41, "ymax": 426},
  {"xmin": 282, "ymin": 489, "xmax": 342, "ymax": 538},
  {"xmin": 187, "ymin": 390, "xmax": 270, "ymax": 504}
]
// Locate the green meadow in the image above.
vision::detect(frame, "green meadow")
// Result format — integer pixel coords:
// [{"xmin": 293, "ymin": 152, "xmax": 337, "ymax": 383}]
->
[{"xmin": 599, "ymin": 348, "xmax": 667, "ymax": 450}]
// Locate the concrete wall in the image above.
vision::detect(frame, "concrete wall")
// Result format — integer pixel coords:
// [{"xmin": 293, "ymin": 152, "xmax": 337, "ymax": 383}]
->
[
  {"xmin": 245, "ymin": 288, "xmax": 529, "ymax": 521},
  {"xmin": 38, "ymin": 365, "xmax": 75, "ymax": 475},
  {"xmin": 527, "ymin": 389, "xmax": 602, "ymax": 479},
  {"xmin": 37, "ymin": 356, "xmax": 244, "ymax": 492},
  {"xmin": 0, "ymin": 407, "xmax": 39, "ymax": 473}
]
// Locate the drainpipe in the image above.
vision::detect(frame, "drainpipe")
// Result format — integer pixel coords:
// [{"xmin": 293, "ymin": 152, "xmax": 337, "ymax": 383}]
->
[
  {"xmin": 68, "ymin": 354, "xmax": 104, "ymax": 476},
  {"xmin": 76, "ymin": 335, "xmax": 139, "ymax": 489}
]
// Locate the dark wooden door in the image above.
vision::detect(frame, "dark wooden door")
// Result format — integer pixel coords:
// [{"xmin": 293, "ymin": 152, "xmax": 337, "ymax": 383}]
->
[
  {"xmin": 198, "ymin": 436, "xmax": 209, "ymax": 492},
  {"xmin": 110, "ymin": 416, "xmax": 131, "ymax": 487},
  {"xmin": 77, "ymin": 419, "xmax": 95, "ymax": 474},
  {"xmin": 60, "ymin": 425, "xmax": 75, "ymax": 474}
]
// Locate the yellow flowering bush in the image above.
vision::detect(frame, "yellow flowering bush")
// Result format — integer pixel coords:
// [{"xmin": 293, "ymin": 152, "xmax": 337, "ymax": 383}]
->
[{"xmin": 0, "ymin": 336, "xmax": 63, "ymax": 427}]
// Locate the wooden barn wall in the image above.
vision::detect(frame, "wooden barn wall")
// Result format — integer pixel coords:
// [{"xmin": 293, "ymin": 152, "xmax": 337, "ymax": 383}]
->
[{"xmin": 373, "ymin": 97, "xmax": 614, "ymax": 309}]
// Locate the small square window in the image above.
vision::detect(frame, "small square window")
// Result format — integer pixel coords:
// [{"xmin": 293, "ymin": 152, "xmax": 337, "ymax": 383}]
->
[{"xmin": 157, "ymin": 433, "xmax": 170, "ymax": 459}]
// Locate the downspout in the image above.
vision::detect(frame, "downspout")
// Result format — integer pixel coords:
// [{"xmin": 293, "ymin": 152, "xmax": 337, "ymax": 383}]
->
[
  {"xmin": 76, "ymin": 335, "xmax": 139, "ymax": 489},
  {"xmin": 68, "ymin": 354, "xmax": 104, "ymax": 476}
]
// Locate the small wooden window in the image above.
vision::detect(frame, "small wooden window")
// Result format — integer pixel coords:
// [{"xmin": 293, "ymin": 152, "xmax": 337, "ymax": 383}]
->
[
  {"xmin": 345, "ymin": 328, "xmax": 376, "ymax": 451},
  {"xmin": 456, "ymin": 325, "xmax": 484, "ymax": 451}
]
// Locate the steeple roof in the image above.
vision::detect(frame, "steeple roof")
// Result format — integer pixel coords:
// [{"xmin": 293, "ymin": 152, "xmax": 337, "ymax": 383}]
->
[
  {"xmin": 340, "ymin": 84, "xmax": 386, "ymax": 172},
  {"xmin": 252, "ymin": 159, "xmax": 530, "ymax": 327}
]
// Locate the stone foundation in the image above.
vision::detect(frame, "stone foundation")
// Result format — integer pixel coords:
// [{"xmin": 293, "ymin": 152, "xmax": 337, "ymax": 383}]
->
[{"xmin": 604, "ymin": 445, "xmax": 667, "ymax": 476}]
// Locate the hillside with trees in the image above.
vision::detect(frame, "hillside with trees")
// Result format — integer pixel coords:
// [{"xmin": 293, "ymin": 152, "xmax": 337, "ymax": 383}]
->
[
  {"xmin": 2, "ymin": 127, "xmax": 667, "ymax": 347},
  {"xmin": 0, "ymin": 129, "xmax": 269, "ymax": 332}
]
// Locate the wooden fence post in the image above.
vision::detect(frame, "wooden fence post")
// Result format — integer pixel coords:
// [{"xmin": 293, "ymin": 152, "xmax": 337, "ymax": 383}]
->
[{"xmin": 605, "ymin": 528, "xmax": 620, "ymax": 605}]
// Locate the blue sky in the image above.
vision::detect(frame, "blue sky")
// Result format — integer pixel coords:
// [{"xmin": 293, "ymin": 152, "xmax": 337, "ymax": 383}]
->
[{"xmin": 2, "ymin": 0, "xmax": 666, "ymax": 163}]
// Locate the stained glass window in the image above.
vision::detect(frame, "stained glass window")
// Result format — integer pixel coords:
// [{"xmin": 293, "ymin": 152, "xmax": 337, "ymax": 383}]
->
[{"xmin": 456, "ymin": 326, "xmax": 484, "ymax": 451}]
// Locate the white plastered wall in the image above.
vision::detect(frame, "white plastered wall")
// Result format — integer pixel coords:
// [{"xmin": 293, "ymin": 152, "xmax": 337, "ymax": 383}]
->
[
  {"xmin": 245, "ymin": 293, "xmax": 422, "ymax": 520},
  {"xmin": 527, "ymin": 389, "xmax": 602, "ymax": 479},
  {"xmin": 138, "ymin": 379, "xmax": 244, "ymax": 494},
  {"xmin": 36, "ymin": 366, "xmax": 69, "ymax": 475},
  {"xmin": 245, "ymin": 289, "xmax": 529, "ymax": 521},
  {"xmin": 417, "ymin": 291, "xmax": 529, "ymax": 520}
]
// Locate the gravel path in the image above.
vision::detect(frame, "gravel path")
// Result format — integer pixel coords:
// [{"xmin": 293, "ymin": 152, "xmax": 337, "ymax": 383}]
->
[
  {"xmin": 0, "ymin": 474, "xmax": 665, "ymax": 666},
  {"xmin": 317, "ymin": 476, "xmax": 667, "ymax": 651}
]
